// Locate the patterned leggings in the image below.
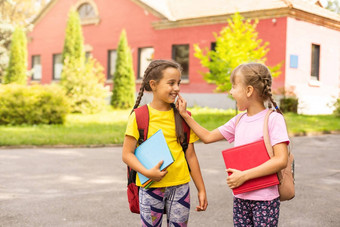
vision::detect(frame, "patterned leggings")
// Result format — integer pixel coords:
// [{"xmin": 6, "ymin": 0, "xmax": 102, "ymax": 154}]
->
[
  {"xmin": 233, "ymin": 197, "xmax": 280, "ymax": 227},
  {"xmin": 139, "ymin": 183, "xmax": 190, "ymax": 227}
]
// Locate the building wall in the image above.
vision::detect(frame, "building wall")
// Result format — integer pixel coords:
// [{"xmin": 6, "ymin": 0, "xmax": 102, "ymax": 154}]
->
[
  {"xmin": 28, "ymin": 0, "xmax": 287, "ymax": 97},
  {"xmin": 285, "ymin": 17, "xmax": 340, "ymax": 114}
]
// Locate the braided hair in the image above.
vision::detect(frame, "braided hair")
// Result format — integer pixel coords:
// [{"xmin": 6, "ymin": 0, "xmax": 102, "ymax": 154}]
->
[
  {"xmin": 131, "ymin": 59, "xmax": 185, "ymax": 143},
  {"xmin": 231, "ymin": 62, "xmax": 282, "ymax": 114}
]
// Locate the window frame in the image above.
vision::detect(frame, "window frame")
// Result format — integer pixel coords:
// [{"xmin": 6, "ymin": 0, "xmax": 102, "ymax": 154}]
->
[
  {"xmin": 75, "ymin": 0, "xmax": 100, "ymax": 25},
  {"xmin": 171, "ymin": 44, "xmax": 190, "ymax": 80},
  {"xmin": 311, "ymin": 44, "xmax": 320, "ymax": 81},
  {"xmin": 137, "ymin": 47, "xmax": 154, "ymax": 80},
  {"xmin": 107, "ymin": 49, "xmax": 117, "ymax": 81},
  {"xmin": 31, "ymin": 55, "xmax": 42, "ymax": 81},
  {"xmin": 52, "ymin": 53, "xmax": 63, "ymax": 81}
]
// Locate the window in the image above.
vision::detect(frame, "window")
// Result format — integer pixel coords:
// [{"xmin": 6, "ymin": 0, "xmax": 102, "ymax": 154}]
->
[
  {"xmin": 172, "ymin": 44, "xmax": 189, "ymax": 79},
  {"xmin": 290, "ymin": 55, "xmax": 298, "ymax": 68},
  {"xmin": 211, "ymin": 42, "xmax": 216, "ymax": 51},
  {"xmin": 138, "ymin": 47, "xmax": 154, "ymax": 79},
  {"xmin": 53, "ymin": 54, "xmax": 63, "ymax": 80},
  {"xmin": 78, "ymin": 3, "xmax": 96, "ymax": 20},
  {"xmin": 311, "ymin": 44, "xmax": 320, "ymax": 81},
  {"xmin": 31, "ymin": 55, "xmax": 41, "ymax": 80},
  {"xmin": 85, "ymin": 51, "xmax": 92, "ymax": 60},
  {"xmin": 76, "ymin": 1, "xmax": 99, "ymax": 25},
  {"xmin": 107, "ymin": 50, "xmax": 117, "ymax": 80}
]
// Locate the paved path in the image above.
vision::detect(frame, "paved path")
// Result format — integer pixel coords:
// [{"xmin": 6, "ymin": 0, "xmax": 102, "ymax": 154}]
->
[{"xmin": 0, "ymin": 134, "xmax": 339, "ymax": 226}]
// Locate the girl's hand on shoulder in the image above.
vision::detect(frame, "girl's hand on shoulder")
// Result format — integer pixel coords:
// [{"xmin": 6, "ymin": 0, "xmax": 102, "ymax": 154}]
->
[
  {"xmin": 147, "ymin": 160, "xmax": 168, "ymax": 182},
  {"xmin": 176, "ymin": 94, "xmax": 189, "ymax": 117},
  {"xmin": 196, "ymin": 190, "xmax": 208, "ymax": 212},
  {"xmin": 226, "ymin": 168, "xmax": 247, "ymax": 189}
]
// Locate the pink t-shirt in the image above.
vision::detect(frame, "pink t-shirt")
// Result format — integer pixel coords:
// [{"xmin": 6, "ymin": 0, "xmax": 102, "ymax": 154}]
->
[{"xmin": 218, "ymin": 109, "xmax": 290, "ymax": 201}]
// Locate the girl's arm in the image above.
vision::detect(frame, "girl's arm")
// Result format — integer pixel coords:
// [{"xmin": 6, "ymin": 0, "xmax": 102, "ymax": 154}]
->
[
  {"xmin": 226, "ymin": 142, "xmax": 288, "ymax": 189},
  {"xmin": 185, "ymin": 143, "xmax": 208, "ymax": 211},
  {"xmin": 177, "ymin": 94, "xmax": 224, "ymax": 144},
  {"xmin": 122, "ymin": 135, "xmax": 167, "ymax": 182}
]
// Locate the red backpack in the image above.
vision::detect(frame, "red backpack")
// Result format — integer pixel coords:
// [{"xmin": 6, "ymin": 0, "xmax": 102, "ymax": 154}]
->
[{"xmin": 127, "ymin": 104, "xmax": 191, "ymax": 214}]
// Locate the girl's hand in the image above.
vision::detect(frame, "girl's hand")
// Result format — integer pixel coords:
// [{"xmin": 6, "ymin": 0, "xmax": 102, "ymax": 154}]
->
[
  {"xmin": 226, "ymin": 168, "xmax": 247, "ymax": 189},
  {"xmin": 146, "ymin": 160, "xmax": 168, "ymax": 182},
  {"xmin": 196, "ymin": 191, "xmax": 208, "ymax": 211},
  {"xmin": 176, "ymin": 94, "xmax": 189, "ymax": 117}
]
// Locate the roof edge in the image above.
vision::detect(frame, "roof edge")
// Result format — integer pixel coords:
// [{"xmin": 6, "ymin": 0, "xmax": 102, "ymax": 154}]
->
[
  {"xmin": 31, "ymin": 0, "xmax": 59, "ymax": 26},
  {"xmin": 130, "ymin": 0, "xmax": 168, "ymax": 20},
  {"xmin": 152, "ymin": 7, "xmax": 340, "ymax": 31}
]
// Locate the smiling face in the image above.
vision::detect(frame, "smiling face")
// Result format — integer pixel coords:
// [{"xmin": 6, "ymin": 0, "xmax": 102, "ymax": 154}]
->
[{"xmin": 150, "ymin": 67, "xmax": 181, "ymax": 105}]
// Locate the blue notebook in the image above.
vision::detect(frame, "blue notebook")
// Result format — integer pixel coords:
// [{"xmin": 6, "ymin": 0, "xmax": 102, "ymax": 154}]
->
[{"xmin": 135, "ymin": 129, "xmax": 174, "ymax": 188}]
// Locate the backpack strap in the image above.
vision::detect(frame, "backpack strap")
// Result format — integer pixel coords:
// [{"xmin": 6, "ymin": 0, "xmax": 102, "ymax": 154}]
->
[
  {"xmin": 134, "ymin": 105, "xmax": 149, "ymax": 145},
  {"xmin": 181, "ymin": 111, "xmax": 191, "ymax": 153},
  {"xmin": 235, "ymin": 112, "xmax": 246, "ymax": 127},
  {"xmin": 263, "ymin": 109, "xmax": 274, "ymax": 158}
]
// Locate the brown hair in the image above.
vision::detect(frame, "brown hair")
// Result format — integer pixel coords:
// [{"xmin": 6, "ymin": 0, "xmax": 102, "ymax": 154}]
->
[
  {"xmin": 131, "ymin": 59, "xmax": 185, "ymax": 143},
  {"xmin": 231, "ymin": 62, "xmax": 282, "ymax": 114}
]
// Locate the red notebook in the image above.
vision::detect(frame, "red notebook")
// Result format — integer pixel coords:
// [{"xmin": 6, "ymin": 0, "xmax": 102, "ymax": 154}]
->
[{"xmin": 222, "ymin": 140, "xmax": 279, "ymax": 195}]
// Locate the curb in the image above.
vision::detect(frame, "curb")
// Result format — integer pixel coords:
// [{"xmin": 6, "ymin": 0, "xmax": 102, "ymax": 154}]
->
[{"xmin": 289, "ymin": 130, "xmax": 340, "ymax": 137}]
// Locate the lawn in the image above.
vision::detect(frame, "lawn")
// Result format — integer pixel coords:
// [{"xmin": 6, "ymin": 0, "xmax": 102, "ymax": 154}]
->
[{"xmin": 0, "ymin": 106, "xmax": 339, "ymax": 146}]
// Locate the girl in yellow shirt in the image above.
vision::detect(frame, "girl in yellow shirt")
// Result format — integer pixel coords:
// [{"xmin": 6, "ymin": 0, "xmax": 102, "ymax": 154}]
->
[{"xmin": 122, "ymin": 59, "xmax": 208, "ymax": 226}]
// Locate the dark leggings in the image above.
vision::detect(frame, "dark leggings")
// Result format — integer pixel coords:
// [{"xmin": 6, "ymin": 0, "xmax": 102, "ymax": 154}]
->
[{"xmin": 233, "ymin": 197, "xmax": 280, "ymax": 227}]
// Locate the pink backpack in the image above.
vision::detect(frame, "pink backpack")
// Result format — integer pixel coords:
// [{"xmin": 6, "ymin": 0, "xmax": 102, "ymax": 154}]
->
[{"xmin": 235, "ymin": 110, "xmax": 295, "ymax": 201}]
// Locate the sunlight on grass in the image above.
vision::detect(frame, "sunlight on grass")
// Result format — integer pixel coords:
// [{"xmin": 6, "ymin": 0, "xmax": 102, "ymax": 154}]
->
[
  {"xmin": 66, "ymin": 106, "xmax": 130, "ymax": 125},
  {"xmin": 0, "ymin": 106, "xmax": 339, "ymax": 146}
]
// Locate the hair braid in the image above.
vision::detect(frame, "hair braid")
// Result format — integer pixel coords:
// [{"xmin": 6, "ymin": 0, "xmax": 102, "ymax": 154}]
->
[
  {"xmin": 170, "ymin": 103, "xmax": 184, "ymax": 144},
  {"xmin": 269, "ymin": 95, "xmax": 283, "ymax": 114},
  {"xmin": 261, "ymin": 78, "xmax": 272, "ymax": 108},
  {"xmin": 262, "ymin": 76, "xmax": 282, "ymax": 114},
  {"xmin": 130, "ymin": 83, "xmax": 146, "ymax": 114}
]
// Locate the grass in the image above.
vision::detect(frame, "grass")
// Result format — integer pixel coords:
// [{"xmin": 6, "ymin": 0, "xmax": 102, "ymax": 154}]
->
[
  {"xmin": 0, "ymin": 107, "xmax": 130, "ymax": 146},
  {"xmin": 0, "ymin": 106, "xmax": 339, "ymax": 146}
]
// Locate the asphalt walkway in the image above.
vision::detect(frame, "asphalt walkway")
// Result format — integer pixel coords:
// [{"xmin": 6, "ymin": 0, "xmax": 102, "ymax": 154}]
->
[{"xmin": 0, "ymin": 134, "xmax": 339, "ymax": 226}]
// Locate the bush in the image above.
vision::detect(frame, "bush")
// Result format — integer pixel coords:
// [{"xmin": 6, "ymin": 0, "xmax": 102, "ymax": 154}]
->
[
  {"xmin": 280, "ymin": 97, "xmax": 298, "ymax": 113},
  {"xmin": 61, "ymin": 57, "xmax": 109, "ymax": 114},
  {"xmin": 333, "ymin": 98, "xmax": 340, "ymax": 117},
  {"xmin": 0, "ymin": 84, "xmax": 70, "ymax": 125}
]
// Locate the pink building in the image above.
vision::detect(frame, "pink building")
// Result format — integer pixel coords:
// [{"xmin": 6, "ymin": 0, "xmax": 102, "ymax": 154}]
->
[{"xmin": 28, "ymin": 0, "xmax": 340, "ymax": 114}]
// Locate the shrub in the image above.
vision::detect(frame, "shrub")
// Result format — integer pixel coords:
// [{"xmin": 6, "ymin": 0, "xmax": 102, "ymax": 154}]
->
[
  {"xmin": 111, "ymin": 30, "xmax": 135, "ymax": 109},
  {"xmin": 280, "ymin": 97, "xmax": 298, "ymax": 113},
  {"xmin": 3, "ymin": 26, "xmax": 27, "ymax": 84},
  {"xmin": 61, "ymin": 57, "xmax": 109, "ymax": 114},
  {"xmin": 60, "ymin": 9, "xmax": 108, "ymax": 114},
  {"xmin": 0, "ymin": 84, "xmax": 69, "ymax": 125},
  {"xmin": 333, "ymin": 98, "xmax": 340, "ymax": 117}
]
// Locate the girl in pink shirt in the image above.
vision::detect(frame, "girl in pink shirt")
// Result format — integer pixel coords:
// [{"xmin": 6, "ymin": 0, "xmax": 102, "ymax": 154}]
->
[{"xmin": 177, "ymin": 62, "xmax": 289, "ymax": 227}]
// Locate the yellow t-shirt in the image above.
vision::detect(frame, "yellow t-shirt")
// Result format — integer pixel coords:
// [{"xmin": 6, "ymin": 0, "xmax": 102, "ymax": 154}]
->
[{"xmin": 125, "ymin": 104, "xmax": 199, "ymax": 188}]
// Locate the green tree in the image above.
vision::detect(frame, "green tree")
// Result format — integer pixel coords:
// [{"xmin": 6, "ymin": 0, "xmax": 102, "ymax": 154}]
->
[
  {"xmin": 60, "ymin": 9, "xmax": 108, "ymax": 114},
  {"xmin": 194, "ymin": 12, "xmax": 281, "ymax": 92},
  {"xmin": 3, "ymin": 26, "xmax": 27, "ymax": 84},
  {"xmin": 0, "ymin": 19, "xmax": 14, "ymax": 81},
  {"xmin": 0, "ymin": 0, "xmax": 48, "ymax": 26},
  {"xmin": 111, "ymin": 30, "xmax": 135, "ymax": 109},
  {"xmin": 61, "ymin": 9, "xmax": 84, "ymax": 63}
]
